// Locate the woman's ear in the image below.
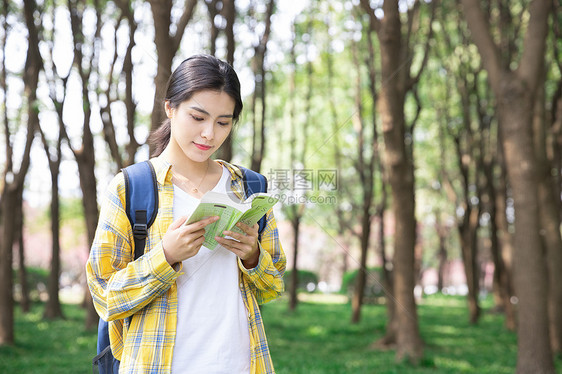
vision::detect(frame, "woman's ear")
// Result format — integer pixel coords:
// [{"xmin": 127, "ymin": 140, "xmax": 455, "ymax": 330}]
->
[{"xmin": 164, "ymin": 101, "xmax": 173, "ymax": 119}]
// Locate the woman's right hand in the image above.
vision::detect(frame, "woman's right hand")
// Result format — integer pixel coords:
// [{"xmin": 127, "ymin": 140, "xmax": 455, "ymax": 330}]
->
[{"xmin": 162, "ymin": 215, "xmax": 219, "ymax": 265}]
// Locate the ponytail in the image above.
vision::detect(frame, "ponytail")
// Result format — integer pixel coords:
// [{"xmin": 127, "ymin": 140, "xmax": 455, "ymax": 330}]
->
[{"xmin": 149, "ymin": 119, "xmax": 171, "ymax": 157}]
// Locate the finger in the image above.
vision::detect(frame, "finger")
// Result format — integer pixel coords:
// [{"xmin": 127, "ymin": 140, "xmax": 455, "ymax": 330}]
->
[
  {"xmin": 235, "ymin": 222, "xmax": 259, "ymax": 235},
  {"xmin": 223, "ymin": 245, "xmax": 245, "ymax": 259},
  {"xmin": 185, "ymin": 216, "xmax": 219, "ymax": 231},
  {"xmin": 216, "ymin": 236, "xmax": 242, "ymax": 250},
  {"xmin": 186, "ymin": 228, "xmax": 207, "ymax": 240},
  {"xmin": 217, "ymin": 238, "xmax": 253, "ymax": 260},
  {"xmin": 169, "ymin": 216, "xmax": 188, "ymax": 230},
  {"xmin": 191, "ymin": 235, "xmax": 205, "ymax": 248},
  {"xmin": 221, "ymin": 230, "xmax": 248, "ymax": 243}
]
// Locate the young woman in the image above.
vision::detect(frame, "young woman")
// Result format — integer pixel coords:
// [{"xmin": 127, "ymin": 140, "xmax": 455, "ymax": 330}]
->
[{"xmin": 86, "ymin": 54, "xmax": 286, "ymax": 374}]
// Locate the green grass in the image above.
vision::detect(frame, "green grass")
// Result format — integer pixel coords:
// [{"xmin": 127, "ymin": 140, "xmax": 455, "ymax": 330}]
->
[
  {"xmin": 262, "ymin": 294, "xmax": 562, "ymax": 374},
  {"xmin": 1, "ymin": 295, "xmax": 561, "ymax": 373},
  {"xmin": 0, "ymin": 303, "xmax": 97, "ymax": 373}
]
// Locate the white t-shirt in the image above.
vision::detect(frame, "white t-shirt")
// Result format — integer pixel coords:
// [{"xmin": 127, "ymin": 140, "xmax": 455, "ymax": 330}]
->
[{"xmin": 171, "ymin": 166, "xmax": 251, "ymax": 374}]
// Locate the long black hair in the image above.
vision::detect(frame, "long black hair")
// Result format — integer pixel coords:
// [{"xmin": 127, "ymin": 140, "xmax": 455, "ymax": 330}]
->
[{"xmin": 149, "ymin": 54, "xmax": 243, "ymax": 156}]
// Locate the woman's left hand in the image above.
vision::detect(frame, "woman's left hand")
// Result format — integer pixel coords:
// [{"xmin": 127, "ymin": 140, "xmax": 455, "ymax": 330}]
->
[{"xmin": 216, "ymin": 223, "xmax": 260, "ymax": 269}]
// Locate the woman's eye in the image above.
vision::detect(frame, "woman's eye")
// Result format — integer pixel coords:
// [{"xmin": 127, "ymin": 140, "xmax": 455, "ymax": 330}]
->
[
  {"xmin": 218, "ymin": 122, "xmax": 230, "ymax": 127},
  {"xmin": 191, "ymin": 115, "xmax": 204, "ymax": 121}
]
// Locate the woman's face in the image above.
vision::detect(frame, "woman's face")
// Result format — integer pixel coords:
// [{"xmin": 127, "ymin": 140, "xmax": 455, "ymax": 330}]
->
[{"xmin": 165, "ymin": 89, "xmax": 235, "ymax": 163}]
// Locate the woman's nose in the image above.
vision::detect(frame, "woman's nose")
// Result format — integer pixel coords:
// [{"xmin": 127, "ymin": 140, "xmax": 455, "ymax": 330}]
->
[{"xmin": 200, "ymin": 121, "xmax": 214, "ymax": 140}]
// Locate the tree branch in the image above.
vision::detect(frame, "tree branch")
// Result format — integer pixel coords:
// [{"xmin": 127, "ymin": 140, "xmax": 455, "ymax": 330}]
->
[
  {"xmin": 173, "ymin": 0, "xmax": 198, "ymax": 51},
  {"xmin": 517, "ymin": 0, "xmax": 551, "ymax": 91},
  {"xmin": 99, "ymin": 15, "xmax": 123, "ymax": 168},
  {"xmin": 460, "ymin": 0, "xmax": 502, "ymax": 93},
  {"xmin": 358, "ymin": 0, "xmax": 381, "ymax": 32},
  {"xmin": 1, "ymin": 0, "xmax": 12, "ymax": 175},
  {"xmin": 409, "ymin": 0, "xmax": 436, "ymax": 88}
]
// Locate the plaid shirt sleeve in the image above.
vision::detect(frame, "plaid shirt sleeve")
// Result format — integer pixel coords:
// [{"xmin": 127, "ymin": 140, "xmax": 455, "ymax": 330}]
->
[
  {"xmin": 238, "ymin": 208, "xmax": 286, "ymax": 305},
  {"xmin": 86, "ymin": 173, "xmax": 180, "ymax": 322}
]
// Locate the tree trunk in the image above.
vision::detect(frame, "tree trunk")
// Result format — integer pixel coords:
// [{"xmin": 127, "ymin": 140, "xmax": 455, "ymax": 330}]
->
[
  {"xmin": 435, "ymin": 213, "xmax": 448, "ymax": 293},
  {"xmin": 218, "ymin": 0, "xmax": 236, "ymax": 168},
  {"xmin": 100, "ymin": 0, "xmax": 140, "ymax": 169},
  {"xmin": 66, "ymin": 0, "xmax": 102, "ymax": 330},
  {"xmin": 533, "ymin": 76, "xmax": 562, "ymax": 355},
  {"xmin": 501, "ymin": 76, "xmax": 553, "ymax": 374},
  {"xmin": 462, "ymin": 1, "xmax": 554, "ymax": 371},
  {"xmin": 458, "ymin": 206, "xmax": 480, "ymax": 324},
  {"xmin": 486, "ymin": 167, "xmax": 514, "ymax": 327},
  {"xmin": 222, "ymin": 0, "xmax": 236, "ymax": 65},
  {"xmin": 552, "ymin": 93, "xmax": 562, "ymax": 220},
  {"xmin": 359, "ymin": 0, "xmax": 424, "ymax": 362},
  {"xmin": 148, "ymin": 0, "xmax": 198, "ymax": 138},
  {"xmin": 250, "ymin": 0, "xmax": 275, "ymax": 173},
  {"xmin": 376, "ymin": 2, "xmax": 423, "ymax": 363},
  {"xmin": 149, "ymin": 0, "xmax": 175, "ymax": 134},
  {"xmin": 288, "ymin": 215, "xmax": 300, "ymax": 312},
  {"xmin": 206, "ymin": 0, "xmax": 220, "ymax": 56},
  {"xmin": 494, "ymin": 134, "xmax": 516, "ymax": 330},
  {"xmin": 44, "ymin": 154, "xmax": 64, "ymax": 320},
  {"xmin": 349, "ymin": 34, "xmax": 377, "ymax": 324},
  {"xmin": 208, "ymin": 0, "xmax": 235, "ymax": 163},
  {"xmin": 0, "ymin": 0, "xmax": 12, "ymax": 344},
  {"xmin": 216, "ymin": 0, "xmax": 235, "ymax": 164},
  {"xmin": 0, "ymin": 0, "xmax": 41, "ymax": 344},
  {"xmin": 149, "ymin": 46, "xmax": 174, "ymax": 136},
  {"xmin": 15, "ymin": 191, "xmax": 30, "ymax": 313},
  {"xmin": 39, "ymin": 57, "xmax": 66, "ymax": 319},
  {"xmin": 0, "ymin": 189, "xmax": 17, "ymax": 345},
  {"xmin": 388, "ymin": 165, "xmax": 421, "ymax": 362},
  {"xmin": 122, "ymin": 0, "xmax": 139, "ymax": 167},
  {"xmin": 76, "ymin": 148, "xmax": 100, "ymax": 329},
  {"xmin": 351, "ymin": 210, "xmax": 371, "ymax": 324},
  {"xmin": 553, "ymin": 95, "xmax": 562, "ymax": 222},
  {"xmin": 376, "ymin": 186, "xmax": 398, "ymax": 347}
]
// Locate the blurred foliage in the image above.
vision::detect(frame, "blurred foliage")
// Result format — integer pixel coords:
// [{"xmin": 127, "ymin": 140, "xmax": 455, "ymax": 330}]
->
[
  {"xmin": 13, "ymin": 267, "xmax": 49, "ymax": 302},
  {"xmin": 340, "ymin": 267, "xmax": 384, "ymax": 304},
  {"xmin": 283, "ymin": 269, "xmax": 319, "ymax": 293}
]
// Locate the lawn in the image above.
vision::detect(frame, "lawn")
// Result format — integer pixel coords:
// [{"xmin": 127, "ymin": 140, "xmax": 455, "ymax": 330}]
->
[
  {"xmin": 0, "ymin": 294, "xmax": 560, "ymax": 373},
  {"xmin": 265, "ymin": 295, "xmax": 521, "ymax": 374}
]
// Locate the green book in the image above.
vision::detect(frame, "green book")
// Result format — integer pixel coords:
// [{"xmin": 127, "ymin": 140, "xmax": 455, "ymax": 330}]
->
[{"xmin": 184, "ymin": 191, "xmax": 279, "ymax": 250}]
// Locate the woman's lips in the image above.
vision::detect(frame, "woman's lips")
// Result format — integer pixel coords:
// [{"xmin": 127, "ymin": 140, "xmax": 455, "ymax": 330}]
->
[{"xmin": 194, "ymin": 142, "xmax": 212, "ymax": 151}]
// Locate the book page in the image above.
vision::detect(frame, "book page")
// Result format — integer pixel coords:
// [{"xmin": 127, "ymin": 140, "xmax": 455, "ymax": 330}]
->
[
  {"xmin": 185, "ymin": 196, "xmax": 245, "ymax": 249},
  {"xmin": 231, "ymin": 194, "xmax": 279, "ymax": 235}
]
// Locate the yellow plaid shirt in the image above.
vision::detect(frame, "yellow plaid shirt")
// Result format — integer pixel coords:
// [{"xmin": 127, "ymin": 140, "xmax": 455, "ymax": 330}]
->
[{"xmin": 86, "ymin": 157, "xmax": 286, "ymax": 374}]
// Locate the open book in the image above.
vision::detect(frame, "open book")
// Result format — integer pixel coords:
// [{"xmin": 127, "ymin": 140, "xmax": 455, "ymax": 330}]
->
[{"xmin": 184, "ymin": 191, "xmax": 279, "ymax": 250}]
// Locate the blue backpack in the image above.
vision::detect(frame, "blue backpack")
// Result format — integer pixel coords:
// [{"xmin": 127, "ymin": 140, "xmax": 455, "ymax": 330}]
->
[{"xmin": 93, "ymin": 160, "xmax": 268, "ymax": 374}]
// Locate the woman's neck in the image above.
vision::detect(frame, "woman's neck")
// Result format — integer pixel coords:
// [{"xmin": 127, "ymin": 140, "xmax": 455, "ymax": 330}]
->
[
  {"xmin": 162, "ymin": 146, "xmax": 225, "ymax": 196},
  {"xmin": 162, "ymin": 145, "xmax": 206, "ymax": 174},
  {"xmin": 162, "ymin": 144, "xmax": 224, "ymax": 182}
]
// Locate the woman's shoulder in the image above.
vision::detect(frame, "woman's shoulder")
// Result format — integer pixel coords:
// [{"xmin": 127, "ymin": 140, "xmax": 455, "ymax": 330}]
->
[
  {"xmin": 104, "ymin": 171, "xmax": 127, "ymax": 199},
  {"xmin": 215, "ymin": 160, "xmax": 267, "ymax": 179},
  {"xmin": 215, "ymin": 159, "xmax": 244, "ymax": 180}
]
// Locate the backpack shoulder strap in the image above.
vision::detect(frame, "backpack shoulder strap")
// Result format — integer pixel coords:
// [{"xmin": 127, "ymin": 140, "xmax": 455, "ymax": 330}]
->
[
  {"xmin": 122, "ymin": 160, "xmax": 159, "ymax": 260},
  {"xmin": 237, "ymin": 166, "xmax": 268, "ymax": 237},
  {"xmin": 95, "ymin": 161, "xmax": 158, "ymax": 367}
]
